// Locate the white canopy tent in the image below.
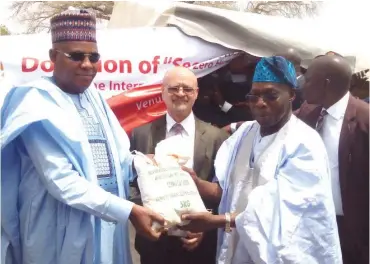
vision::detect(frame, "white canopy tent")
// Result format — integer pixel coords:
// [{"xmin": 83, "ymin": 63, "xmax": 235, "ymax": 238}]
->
[{"xmin": 109, "ymin": 1, "xmax": 369, "ymax": 72}]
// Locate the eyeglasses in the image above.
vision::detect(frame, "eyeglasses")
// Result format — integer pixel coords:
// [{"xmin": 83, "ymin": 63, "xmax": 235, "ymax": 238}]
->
[
  {"xmin": 167, "ymin": 86, "xmax": 197, "ymax": 95},
  {"xmin": 246, "ymin": 93, "xmax": 280, "ymax": 103},
  {"xmin": 55, "ymin": 49, "xmax": 100, "ymax": 63}
]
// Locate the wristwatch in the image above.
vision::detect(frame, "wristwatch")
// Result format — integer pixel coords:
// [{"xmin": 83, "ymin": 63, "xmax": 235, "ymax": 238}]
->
[{"xmin": 225, "ymin": 213, "xmax": 231, "ymax": 233}]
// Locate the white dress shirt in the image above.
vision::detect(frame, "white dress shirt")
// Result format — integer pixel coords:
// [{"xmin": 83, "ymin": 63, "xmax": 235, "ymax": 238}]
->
[
  {"xmin": 320, "ymin": 91, "xmax": 350, "ymax": 215},
  {"xmin": 166, "ymin": 112, "xmax": 196, "ymax": 168}
]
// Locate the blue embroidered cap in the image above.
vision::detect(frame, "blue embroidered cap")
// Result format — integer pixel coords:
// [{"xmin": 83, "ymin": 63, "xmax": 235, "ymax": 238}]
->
[{"xmin": 252, "ymin": 56, "xmax": 298, "ymax": 89}]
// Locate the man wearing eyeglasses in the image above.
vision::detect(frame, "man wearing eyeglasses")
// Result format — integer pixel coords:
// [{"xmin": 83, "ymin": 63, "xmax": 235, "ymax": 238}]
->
[
  {"xmin": 1, "ymin": 9, "xmax": 165, "ymax": 264},
  {"xmin": 130, "ymin": 66, "xmax": 229, "ymax": 264},
  {"xmin": 177, "ymin": 56, "xmax": 342, "ymax": 264},
  {"xmin": 224, "ymin": 49, "xmax": 305, "ymax": 135}
]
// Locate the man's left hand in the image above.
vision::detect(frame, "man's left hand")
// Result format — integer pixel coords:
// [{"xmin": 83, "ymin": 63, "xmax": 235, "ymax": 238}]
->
[{"xmin": 180, "ymin": 231, "xmax": 203, "ymax": 251}]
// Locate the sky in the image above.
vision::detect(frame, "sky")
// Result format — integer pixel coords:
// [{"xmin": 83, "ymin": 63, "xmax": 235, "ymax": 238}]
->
[
  {"xmin": 0, "ymin": 1, "xmax": 108, "ymax": 33},
  {"xmin": 0, "ymin": 1, "xmax": 369, "ymax": 34}
]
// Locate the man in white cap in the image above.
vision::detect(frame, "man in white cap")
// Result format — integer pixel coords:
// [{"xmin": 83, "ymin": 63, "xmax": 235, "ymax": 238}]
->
[{"xmin": 1, "ymin": 9, "xmax": 164, "ymax": 264}]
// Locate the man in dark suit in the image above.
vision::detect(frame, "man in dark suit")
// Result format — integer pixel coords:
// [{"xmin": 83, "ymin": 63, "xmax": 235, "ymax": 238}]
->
[
  {"xmin": 130, "ymin": 66, "xmax": 229, "ymax": 264},
  {"xmin": 193, "ymin": 55, "xmax": 255, "ymax": 128},
  {"xmin": 295, "ymin": 54, "xmax": 369, "ymax": 264}
]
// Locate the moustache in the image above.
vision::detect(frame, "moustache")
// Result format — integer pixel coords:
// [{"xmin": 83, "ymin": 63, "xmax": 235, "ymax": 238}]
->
[
  {"xmin": 173, "ymin": 98, "xmax": 188, "ymax": 103},
  {"xmin": 76, "ymin": 72, "xmax": 96, "ymax": 76}
]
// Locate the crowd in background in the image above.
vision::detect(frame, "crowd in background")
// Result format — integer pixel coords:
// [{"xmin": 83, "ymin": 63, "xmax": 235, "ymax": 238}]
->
[{"xmin": 193, "ymin": 51, "xmax": 369, "ymax": 132}]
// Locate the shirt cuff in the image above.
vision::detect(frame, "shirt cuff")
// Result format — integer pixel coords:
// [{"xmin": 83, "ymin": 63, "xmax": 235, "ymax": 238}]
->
[
  {"xmin": 220, "ymin": 101, "xmax": 233, "ymax": 113},
  {"xmin": 105, "ymin": 194, "xmax": 134, "ymax": 223},
  {"xmin": 230, "ymin": 122, "xmax": 237, "ymax": 133}
]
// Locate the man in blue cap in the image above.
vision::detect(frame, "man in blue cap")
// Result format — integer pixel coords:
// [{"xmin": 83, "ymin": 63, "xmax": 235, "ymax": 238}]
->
[
  {"xmin": 223, "ymin": 50, "xmax": 304, "ymax": 135},
  {"xmin": 1, "ymin": 9, "xmax": 164, "ymax": 264},
  {"xmin": 177, "ymin": 56, "xmax": 342, "ymax": 263}
]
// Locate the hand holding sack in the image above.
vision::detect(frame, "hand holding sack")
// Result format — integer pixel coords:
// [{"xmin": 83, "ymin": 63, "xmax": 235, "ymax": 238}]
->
[{"xmin": 133, "ymin": 137, "xmax": 207, "ymax": 235}]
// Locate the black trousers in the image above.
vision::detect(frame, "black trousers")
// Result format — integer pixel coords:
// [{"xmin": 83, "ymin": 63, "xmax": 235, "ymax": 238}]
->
[
  {"xmin": 337, "ymin": 215, "xmax": 369, "ymax": 264},
  {"xmin": 136, "ymin": 230, "xmax": 217, "ymax": 264}
]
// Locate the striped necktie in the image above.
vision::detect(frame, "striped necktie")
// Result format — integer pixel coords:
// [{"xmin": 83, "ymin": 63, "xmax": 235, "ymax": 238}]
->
[
  {"xmin": 170, "ymin": 123, "xmax": 184, "ymax": 135},
  {"xmin": 315, "ymin": 109, "xmax": 328, "ymax": 133}
]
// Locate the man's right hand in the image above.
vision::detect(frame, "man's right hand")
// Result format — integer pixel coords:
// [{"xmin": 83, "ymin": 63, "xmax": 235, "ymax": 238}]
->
[
  {"xmin": 129, "ymin": 204, "xmax": 165, "ymax": 241},
  {"xmin": 181, "ymin": 231, "xmax": 204, "ymax": 251}
]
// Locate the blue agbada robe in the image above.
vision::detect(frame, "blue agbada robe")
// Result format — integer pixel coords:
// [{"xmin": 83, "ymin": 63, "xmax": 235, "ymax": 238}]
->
[{"xmin": 1, "ymin": 77, "xmax": 135, "ymax": 264}]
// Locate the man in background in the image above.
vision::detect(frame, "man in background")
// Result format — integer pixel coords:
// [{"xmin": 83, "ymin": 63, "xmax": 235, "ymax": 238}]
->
[
  {"xmin": 350, "ymin": 69, "xmax": 369, "ymax": 101},
  {"xmin": 296, "ymin": 54, "xmax": 369, "ymax": 264},
  {"xmin": 275, "ymin": 48, "xmax": 304, "ymax": 110},
  {"xmin": 193, "ymin": 54, "xmax": 254, "ymax": 127}
]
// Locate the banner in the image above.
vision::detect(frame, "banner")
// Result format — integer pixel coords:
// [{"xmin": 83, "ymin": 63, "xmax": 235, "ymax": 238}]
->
[{"xmin": 0, "ymin": 27, "xmax": 238, "ymax": 131}]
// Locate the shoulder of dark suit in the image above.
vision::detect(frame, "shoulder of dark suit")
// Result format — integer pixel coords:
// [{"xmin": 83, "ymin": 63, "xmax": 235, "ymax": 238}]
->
[
  {"xmin": 295, "ymin": 97, "xmax": 369, "ymax": 133},
  {"xmin": 294, "ymin": 101, "xmax": 320, "ymax": 117},
  {"xmin": 195, "ymin": 118, "xmax": 229, "ymax": 140},
  {"xmin": 351, "ymin": 97, "xmax": 369, "ymax": 133},
  {"xmin": 131, "ymin": 116, "xmax": 164, "ymax": 137}
]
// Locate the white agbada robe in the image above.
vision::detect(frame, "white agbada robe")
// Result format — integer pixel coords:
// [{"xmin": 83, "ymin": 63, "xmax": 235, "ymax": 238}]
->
[
  {"xmin": 1, "ymin": 77, "xmax": 135, "ymax": 264},
  {"xmin": 214, "ymin": 115, "xmax": 342, "ymax": 264}
]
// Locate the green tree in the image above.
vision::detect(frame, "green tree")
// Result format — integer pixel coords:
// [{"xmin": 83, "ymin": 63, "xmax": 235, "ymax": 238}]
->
[{"xmin": 0, "ymin": 24, "xmax": 11, "ymax": 35}]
